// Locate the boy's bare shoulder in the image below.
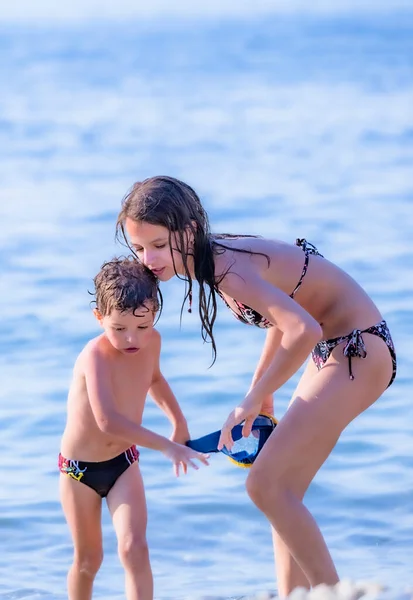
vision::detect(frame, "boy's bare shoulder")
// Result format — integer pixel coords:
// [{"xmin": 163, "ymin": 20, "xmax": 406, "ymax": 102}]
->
[
  {"xmin": 143, "ymin": 328, "xmax": 161, "ymax": 359},
  {"xmin": 151, "ymin": 328, "xmax": 161, "ymax": 346},
  {"xmin": 74, "ymin": 334, "xmax": 110, "ymax": 371},
  {"xmin": 72, "ymin": 330, "xmax": 161, "ymax": 375}
]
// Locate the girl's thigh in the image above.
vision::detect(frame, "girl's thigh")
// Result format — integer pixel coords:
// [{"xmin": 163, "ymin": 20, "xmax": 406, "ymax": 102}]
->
[{"xmin": 251, "ymin": 333, "xmax": 392, "ymax": 491}]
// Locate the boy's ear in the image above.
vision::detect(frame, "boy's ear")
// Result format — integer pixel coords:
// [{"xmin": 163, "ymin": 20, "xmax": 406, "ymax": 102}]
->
[{"xmin": 93, "ymin": 308, "xmax": 103, "ymax": 324}]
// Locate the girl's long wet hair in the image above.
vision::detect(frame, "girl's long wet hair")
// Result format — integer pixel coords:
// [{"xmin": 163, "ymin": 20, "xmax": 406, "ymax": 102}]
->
[{"xmin": 116, "ymin": 175, "xmax": 268, "ymax": 364}]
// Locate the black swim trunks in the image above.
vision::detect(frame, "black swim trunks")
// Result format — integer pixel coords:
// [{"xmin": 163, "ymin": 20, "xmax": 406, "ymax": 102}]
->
[{"xmin": 58, "ymin": 446, "xmax": 139, "ymax": 498}]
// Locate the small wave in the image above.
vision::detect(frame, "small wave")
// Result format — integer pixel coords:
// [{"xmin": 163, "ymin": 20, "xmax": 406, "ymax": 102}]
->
[{"xmin": 227, "ymin": 580, "xmax": 412, "ymax": 600}]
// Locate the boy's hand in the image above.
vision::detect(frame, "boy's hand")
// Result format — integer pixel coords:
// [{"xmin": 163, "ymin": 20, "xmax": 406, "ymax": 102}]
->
[
  {"xmin": 170, "ymin": 422, "xmax": 191, "ymax": 445},
  {"xmin": 163, "ymin": 442, "xmax": 209, "ymax": 477}
]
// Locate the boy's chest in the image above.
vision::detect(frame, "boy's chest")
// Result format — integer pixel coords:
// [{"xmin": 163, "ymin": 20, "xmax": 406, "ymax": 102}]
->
[{"xmin": 110, "ymin": 355, "xmax": 154, "ymax": 415}]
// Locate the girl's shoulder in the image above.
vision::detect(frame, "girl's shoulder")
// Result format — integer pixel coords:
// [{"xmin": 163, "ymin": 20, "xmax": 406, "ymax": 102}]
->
[
  {"xmin": 212, "ymin": 233, "xmax": 290, "ymax": 251},
  {"xmin": 211, "ymin": 234, "xmax": 293, "ymax": 269}
]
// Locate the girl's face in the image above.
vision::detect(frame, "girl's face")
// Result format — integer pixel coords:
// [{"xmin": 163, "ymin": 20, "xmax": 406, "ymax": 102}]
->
[{"xmin": 124, "ymin": 218, "xmax": 189, "ymax": 280}]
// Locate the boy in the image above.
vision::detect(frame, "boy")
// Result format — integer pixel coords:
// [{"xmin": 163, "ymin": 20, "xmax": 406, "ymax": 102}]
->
[{"xmin": 59, "ymin": 257, "xmax": 208, "ymax": 600}]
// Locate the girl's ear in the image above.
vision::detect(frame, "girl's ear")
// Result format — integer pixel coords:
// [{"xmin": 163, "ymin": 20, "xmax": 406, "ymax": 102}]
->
[{"xmin": 185, "ymin": 224, "xmax": 196, "ymax": 251}]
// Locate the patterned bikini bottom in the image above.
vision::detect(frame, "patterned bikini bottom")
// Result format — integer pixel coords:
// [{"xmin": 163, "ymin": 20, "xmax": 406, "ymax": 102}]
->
[{"xmin": 311, "ymin": 319, "xmax": 396, "ymax": 388}]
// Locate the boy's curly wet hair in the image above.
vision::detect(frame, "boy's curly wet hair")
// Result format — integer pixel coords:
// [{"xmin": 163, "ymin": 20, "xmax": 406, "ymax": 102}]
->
[{"xmin": 93, "ymin": 257, "xmax": 161, "ymax": 317}]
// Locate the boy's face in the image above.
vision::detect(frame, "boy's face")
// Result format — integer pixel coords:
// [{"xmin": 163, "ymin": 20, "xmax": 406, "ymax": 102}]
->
[{"xmin": 94, "ymin": 305, "xmax": 156, "ymax": 354}]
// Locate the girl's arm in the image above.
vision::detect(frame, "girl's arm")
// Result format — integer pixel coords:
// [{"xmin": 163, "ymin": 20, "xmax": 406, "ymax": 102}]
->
[
  {"xmin": 250, "ymin": 326, "xmax": 283, "ymax": 388},
  {"xmin": 148, "ymin": 331, "xmax": 190, "ymax": 443},
  {"xmin": 218, "ymin": 268, "xmax": 321, "ymax": 445},
  {"xmin": 248, "ymin": 326, "xmax": 283, "ymax": 414}
]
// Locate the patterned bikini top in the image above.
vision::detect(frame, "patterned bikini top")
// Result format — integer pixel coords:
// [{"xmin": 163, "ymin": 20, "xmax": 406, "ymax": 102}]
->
[
  {"xmin": 216, "ymin": 238, "xmax": 322, "ymax": 329},
  {"xmin": 215, "ymin": 292, "xmax": 273, "ymax": 328}
]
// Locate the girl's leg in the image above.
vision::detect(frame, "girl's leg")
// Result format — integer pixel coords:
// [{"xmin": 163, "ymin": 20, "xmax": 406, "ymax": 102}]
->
[
  {"xmin": 106, "ymin": 461, "xmax": 153, "ymax": 600},
  {"xmin": 270, "ymin": 359, "xmax": 319, "ymax": 595},
  {"xmin": 247, "ymin": 333, "xmax": 393, "ymax": 597},
  {"xmin": 271, "ymin": 525, "xmax": 311, "ymax": 593},
  {"xmin": 60, "ymin": 475, "xmax": 103, "ymax": 600}
]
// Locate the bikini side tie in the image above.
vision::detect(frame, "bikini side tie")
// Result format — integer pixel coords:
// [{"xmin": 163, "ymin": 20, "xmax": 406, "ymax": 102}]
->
[{"xmin": 343, "ymin": 329, "xmax": 367, "ymax": 380}]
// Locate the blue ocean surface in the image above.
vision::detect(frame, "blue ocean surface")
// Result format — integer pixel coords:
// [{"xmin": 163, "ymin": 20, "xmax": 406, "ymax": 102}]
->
[{"xmin": 1, "ymin": 4, "xmax": 413, "ymax": 599}]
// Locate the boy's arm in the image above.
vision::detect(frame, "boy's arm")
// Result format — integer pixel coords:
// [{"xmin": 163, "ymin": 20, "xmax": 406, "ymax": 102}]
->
[
  {"xmin": 148, "ymin": 331, "xmax": 190, "ymax": 444},
  {"xmin": 84, "ymin": 344, "xmax": 172, "ymax": 453},
  {"xmin": 83, "ymin": 343, "xmax": 209, "ymax": 476}
]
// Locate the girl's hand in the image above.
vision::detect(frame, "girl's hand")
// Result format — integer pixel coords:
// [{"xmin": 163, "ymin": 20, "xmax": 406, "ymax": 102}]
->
[
  {"xmin": 260, "ymin": 394, "xmax": 274, "ymax": 416},
  {"xmin": 170, "ymin": 421, "xmax": 191, "ymax": 445},
  {"xmin": 163, "ymin": 441, "xmax": 209, "ymax": 477},
  {"xmin": 218, "ymin": 392, "xmax": 262, "ymax": 452}
]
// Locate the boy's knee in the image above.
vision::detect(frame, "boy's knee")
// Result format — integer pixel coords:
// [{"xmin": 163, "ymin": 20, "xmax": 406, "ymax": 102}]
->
[{"xmin": 118, "ymin": 535, "xmax": 149, "ymax": 567}]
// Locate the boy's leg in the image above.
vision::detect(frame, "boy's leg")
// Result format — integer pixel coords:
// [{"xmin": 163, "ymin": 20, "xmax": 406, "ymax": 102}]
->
[
  {"xmin": 60, "ymin": 474, "xmax": 103, "ymax": 600},
  {"xmin": 106, "ymin": 461, "xmax": 153, "ymax": 600}
]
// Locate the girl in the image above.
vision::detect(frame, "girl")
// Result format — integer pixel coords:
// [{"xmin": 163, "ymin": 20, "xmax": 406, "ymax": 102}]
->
[{"xmin": 116, "ymin": 176, "xmax": 396, "ymax": 597}]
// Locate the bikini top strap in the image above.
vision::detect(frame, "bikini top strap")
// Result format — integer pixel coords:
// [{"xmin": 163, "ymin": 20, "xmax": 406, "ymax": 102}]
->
[{"xmin": 290, "ymin": 251, "xmax": 310, "ymax": 298}]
